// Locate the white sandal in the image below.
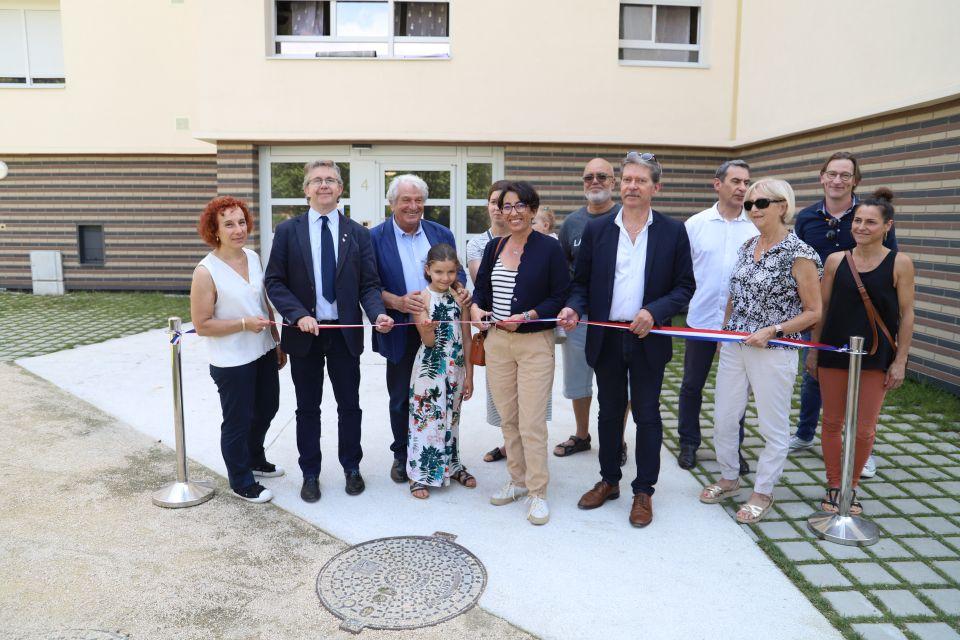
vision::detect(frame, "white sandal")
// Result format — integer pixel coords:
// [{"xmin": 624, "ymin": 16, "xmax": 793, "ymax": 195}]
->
[
  {"xmin": 699, "ymin": 481, "xmax": 741, "ymax": 504},
  {"xmin": 736, "ymin": 496, "xmax": 775, "ymax": 524}
]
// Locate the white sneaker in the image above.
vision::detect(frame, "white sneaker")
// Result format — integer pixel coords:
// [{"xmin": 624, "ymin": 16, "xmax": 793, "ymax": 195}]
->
[
  {"xmin": 251, "ymin": 462, "xmax": 285, "ymax": 478},
  {"xmin": 526, "ymin": 495, "xmax": 550, "ymax": 525},
  {"xmin": 490, "ymin": 481, "xmax": 529, "ymax": 506},
  {"xmin": 788, "ymin": 435, "xmax": 815, "ymax": 451},
  {"xmin": 233, "ymin": 482, "xmax": 273, "ymax": 503},
  {"xmin": 860, "ymin": 454, "xmax": 877, "ymax": 479}
]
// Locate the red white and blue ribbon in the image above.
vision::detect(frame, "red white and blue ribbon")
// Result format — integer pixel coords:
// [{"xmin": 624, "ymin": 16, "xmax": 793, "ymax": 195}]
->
[{"xmin": 171, "ymin": 318, "xmax": 845, "ymax": 352}]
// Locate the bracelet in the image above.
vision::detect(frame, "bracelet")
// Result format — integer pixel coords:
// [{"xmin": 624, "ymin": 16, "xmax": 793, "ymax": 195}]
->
[{"xmin": 241, "ymin": 318, "xmax": 246, "ymax": 332}]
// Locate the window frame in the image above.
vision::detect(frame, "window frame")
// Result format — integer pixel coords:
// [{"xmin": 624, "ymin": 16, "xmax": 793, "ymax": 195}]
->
[
  {"xmin": 0, "ymin": 8, "xmax": 65, "ymax": 89},
  {"xmin": 77, "ymin": 224, "xmax": 105, "ymax": 266},
  {"xmin": 271, "ymin": 0, "xmax": 451, "ymax": 60},
  {"xmin": 618, "ymin": 0, "xmax": 706, "ymax": 69}
]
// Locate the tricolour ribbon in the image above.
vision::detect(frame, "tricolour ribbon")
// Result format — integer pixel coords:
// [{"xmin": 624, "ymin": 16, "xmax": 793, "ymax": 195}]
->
[{"xmin": 171, "ymin": 317, "xmax": 844, "ymax": 351}]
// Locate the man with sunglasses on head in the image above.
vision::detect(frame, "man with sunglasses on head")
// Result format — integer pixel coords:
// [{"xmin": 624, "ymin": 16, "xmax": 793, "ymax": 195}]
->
[
  {"xmin": 559, "ymin": 152, "xmax": 695, "ymax": 528},
  {"xmin": 554, "ymin": 158, "xmax": 627, "ymax": 463},
  {"xmin": 790, "ymin": 152, "xmax": 898, "ymax": 477},
  {"xmin": 678, "ymin": 159, "xmax": 758, "ymax": 473}
]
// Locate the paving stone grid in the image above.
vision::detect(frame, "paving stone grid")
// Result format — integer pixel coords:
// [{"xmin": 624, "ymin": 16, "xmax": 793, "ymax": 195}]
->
[
  {"xmin": 6, "ymin": 292, "xmax": 960, "ymax": 640},
  {"xmin": 659, "ymin": 355, "xmax": 960, "ymax": 640}
]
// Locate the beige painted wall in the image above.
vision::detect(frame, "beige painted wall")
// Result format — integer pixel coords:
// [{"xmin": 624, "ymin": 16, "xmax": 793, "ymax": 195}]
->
[
  {"xmin": 191, "ymin": 0, "xmax": 739, "ymax": 146},
  {"xmin": 735, "ymin": 0, "xmax": 960, "ymax": 143},
  {"xmin": 0, "ymin": 0, "xmax": 212, "ymax": 154},
  {"xmin": 1, "ymin": 0, "xmax": 957, "ymax": 153}
]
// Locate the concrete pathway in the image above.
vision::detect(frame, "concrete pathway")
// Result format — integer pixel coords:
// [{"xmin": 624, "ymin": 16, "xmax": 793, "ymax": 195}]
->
[{"xmin": 19, "ymin": 329, "xmax": 842, "ymax": 640}]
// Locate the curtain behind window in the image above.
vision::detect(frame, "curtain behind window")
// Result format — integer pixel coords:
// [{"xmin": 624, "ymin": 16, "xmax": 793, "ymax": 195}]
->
[{"xmin": 395, "ymin": 2, "xmax": 448, "ymax": 37}]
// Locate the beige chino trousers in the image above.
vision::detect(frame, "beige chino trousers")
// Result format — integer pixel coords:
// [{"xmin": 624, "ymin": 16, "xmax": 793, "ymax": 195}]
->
[{"xmin": 485, "ymin": 327, "xmax": 555, "ymax": 498}]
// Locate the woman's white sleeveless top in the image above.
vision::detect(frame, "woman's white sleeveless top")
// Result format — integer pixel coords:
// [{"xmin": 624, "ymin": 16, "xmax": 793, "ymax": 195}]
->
[{"xmin": 198, "ymin": 248, "xmax": 276, "ymax": 367}]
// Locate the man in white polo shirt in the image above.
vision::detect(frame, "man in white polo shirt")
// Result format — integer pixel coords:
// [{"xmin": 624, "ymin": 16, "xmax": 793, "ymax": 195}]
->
[{"xmin": 677, "ymin": 159, "xmax": 758, "ymax": 472}]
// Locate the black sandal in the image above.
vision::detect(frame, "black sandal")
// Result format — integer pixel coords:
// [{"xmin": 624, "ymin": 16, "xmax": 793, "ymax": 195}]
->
[
  {"xmin": 483, "ymin": 446, "xmax": 506, "ymax": 462},
  {"xmin": 451, "ymin": 468, "xmax": 477, "ymax": 488},
  {"xmin": 410, "ymin": 481, "xmax": 430, "ymax": 499},
  {"xmin": 820, "ymin": 487, "xmax": 840, "ymax": 514},
  {"xmin": 554, "ymin": 434, "xmax": 591, "ymax": 457}
]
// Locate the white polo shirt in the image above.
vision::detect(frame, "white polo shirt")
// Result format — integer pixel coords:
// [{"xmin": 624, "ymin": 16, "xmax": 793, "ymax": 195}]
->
[
  {"xmin": 684, "ymin": 203, "xmax": 759, "ymax": 330},
  {"xmin": 609, "ymin": 210, "xmax": 653, "ymax": 322}
]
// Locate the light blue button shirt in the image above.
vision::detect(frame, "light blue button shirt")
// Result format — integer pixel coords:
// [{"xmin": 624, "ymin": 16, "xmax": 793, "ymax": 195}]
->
[
  {"xmin": 308, "ymin": 207, "xmax": 340, "ymax": 320},
  {"xmin": 392, "ymin": 217, "xmax": 430, "ymax": 295}
]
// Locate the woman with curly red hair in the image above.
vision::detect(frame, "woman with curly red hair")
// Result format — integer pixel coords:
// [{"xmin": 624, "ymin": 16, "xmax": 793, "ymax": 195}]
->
[{"xmin": 190, "ymin": 195, "xmax": 287, "ymax": 503}]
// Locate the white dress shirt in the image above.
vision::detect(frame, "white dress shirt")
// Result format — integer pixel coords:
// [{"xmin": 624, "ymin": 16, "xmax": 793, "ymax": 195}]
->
[
  {"xmin": 609, "ymin": 210, "xmax": 653, "ymax": 321},
  {"xmin": 684, "ymin": 203, "xmax": 759, "ymax": 330},
  {"xmin": 308, "ymin": 207, "xmax": 340, "ymax": 320}
]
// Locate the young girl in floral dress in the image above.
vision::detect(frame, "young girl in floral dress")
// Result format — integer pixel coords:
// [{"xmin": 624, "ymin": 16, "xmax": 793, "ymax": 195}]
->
[{"xmin": 408, "ymin": 243, "xmax": 475, "ymax": 499}]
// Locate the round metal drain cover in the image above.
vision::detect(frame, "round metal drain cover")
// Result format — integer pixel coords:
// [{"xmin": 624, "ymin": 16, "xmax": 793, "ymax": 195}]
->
[{"xmin": 316, "ymin": 532, "xmax": 486, "ymax": 633}]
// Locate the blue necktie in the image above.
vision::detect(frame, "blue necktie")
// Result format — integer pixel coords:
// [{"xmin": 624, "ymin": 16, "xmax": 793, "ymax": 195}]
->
[{"xmin": 320, "ymin": 216, "xmax": 336, "ymax": 304}]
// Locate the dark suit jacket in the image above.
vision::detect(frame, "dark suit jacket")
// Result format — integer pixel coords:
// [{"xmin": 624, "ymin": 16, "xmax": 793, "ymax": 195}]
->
[
  {"xmin": 264, "ymin": 210, "xmax": 386, "ymax": 358},
  {"xmin": 473, "ymin": 230, "xmax": 570, "ymax": 333},
  {"xmin": 567, "ymin": 209, "xmax": 695, "ymax": 368},
  {"xmin": 369, "ymin": 216, "xmax": 466, "ymax": 364}
]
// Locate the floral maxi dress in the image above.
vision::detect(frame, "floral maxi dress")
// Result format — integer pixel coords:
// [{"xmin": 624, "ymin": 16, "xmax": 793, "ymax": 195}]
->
[{"xmin": 408, "ymin": 289, "xmax": 466, "ymax": 487}]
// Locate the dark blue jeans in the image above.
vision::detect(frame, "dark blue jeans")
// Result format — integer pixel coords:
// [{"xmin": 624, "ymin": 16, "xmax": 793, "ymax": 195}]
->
[
  {"xmin": 795, "ymin": 343, "xmax": 822, "ymax": 441},
  {"xmin": 290, "ymin": 327, "xmax": 363, "ymax": 477},
  {"xmin": 595, "ymin": 329, "xmax": 664, "ymax": 496},
  {"xmin": 209, "ymin": 350, "xmax": 280, "ymax": 491},
  {"xmin": 386, "ymin": 328, "xmax": 421, "ymax": 465},
  {"xmin": 678, "ymin": 339, "xmax": 745, "ymax": 449}
]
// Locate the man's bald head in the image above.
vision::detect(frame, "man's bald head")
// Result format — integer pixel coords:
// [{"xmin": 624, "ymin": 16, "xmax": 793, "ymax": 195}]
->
[{"xmin": 582, "ymin": 158, "xmax": 616, "ymax": 206}]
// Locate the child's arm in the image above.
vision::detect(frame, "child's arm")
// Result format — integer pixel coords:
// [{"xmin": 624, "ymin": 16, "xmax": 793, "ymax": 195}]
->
[
  {"xmin": 414, "ymin": 289, "xmax": 437, "ymax": 347},
  {"xmin": 461, "ymin": 304, "xmax": 474, "ymax": 400}
]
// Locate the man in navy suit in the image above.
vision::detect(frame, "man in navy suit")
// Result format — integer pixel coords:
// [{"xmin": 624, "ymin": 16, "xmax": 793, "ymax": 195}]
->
[
  {"xmin": 265, "ymin": 160, "xmax": 394, "ymax": 503},
  {"xmin": 370, "ymin": 174, "xmax": 468, "ymax": 483},
  {"xmin": 559, "ymin": 152, "xmax": 695, "ymax": 528}
]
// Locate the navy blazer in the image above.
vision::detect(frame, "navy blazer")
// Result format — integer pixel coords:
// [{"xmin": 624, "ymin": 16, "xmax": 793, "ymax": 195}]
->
[
  {"xmin": 473, "ymin": 230, "xmax": 570, "ymax": 333},
  {"xmin": 264, "ymin": 210, "xmax": 386, "ymax": 358},
  {"xmin": 567, "ymin": 210, "xmax": 695, "ymax": 367},
  {"xmin": 369, "ymin": 217, "xmax": 466, "ymax": 363}
]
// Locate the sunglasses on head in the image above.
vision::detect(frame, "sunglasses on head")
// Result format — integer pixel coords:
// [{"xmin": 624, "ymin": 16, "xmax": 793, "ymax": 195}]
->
[{"xmin": 743, "ymin": 198, "xmax": 785, "ymax": 211}]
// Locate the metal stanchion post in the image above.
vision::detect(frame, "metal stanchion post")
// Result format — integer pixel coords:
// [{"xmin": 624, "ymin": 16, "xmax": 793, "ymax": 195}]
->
[
  {"xmin": 152, "ymin": 317, "xmax": 216, "ymax": 508},
  {"xmin": 808, "ymin": 335, "xmax": 880, "ymax": 546}
]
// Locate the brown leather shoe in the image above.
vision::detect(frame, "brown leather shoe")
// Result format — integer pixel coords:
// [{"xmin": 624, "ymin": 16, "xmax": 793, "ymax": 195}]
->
[
  {"xmin": 577, "ymin": 481, "xmax": 620, "ymax": 509},
  {"xmin": 629, "ymin": 494, "xmax": 653, "ymax": 527}
]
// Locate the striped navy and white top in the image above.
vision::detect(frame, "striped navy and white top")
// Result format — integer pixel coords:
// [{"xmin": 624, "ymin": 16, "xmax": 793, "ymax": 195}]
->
[{"xmin": 490, "ymin": 257, "xmax": 518, "ymax": 321}]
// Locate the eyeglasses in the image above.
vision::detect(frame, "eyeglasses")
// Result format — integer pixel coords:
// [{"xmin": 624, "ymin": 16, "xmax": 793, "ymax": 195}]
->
[
  {"xmin": 583, "ymin": 173, "xmax": 613, "ymax": 184},
  {"xmin": 822, "ymin": 171, "xmax": 855, "ymax": 182},
  {"xmin": 626, "ymin": 151, "xmax": 658, "ymax": 164},
  {"xmin": 743, "ymin": 198, "xmax": 786, "ymax": 211},
  {"xmin": 501, "ymin": 203, "xmax": 530, "ymax": 215},
  {"xmin": 308, "ymin": 177, "xmax": 341, "ymax": 187},
  {"xmin": 824, "ymin": 215, "xmax": 840, "ymax": 241}
]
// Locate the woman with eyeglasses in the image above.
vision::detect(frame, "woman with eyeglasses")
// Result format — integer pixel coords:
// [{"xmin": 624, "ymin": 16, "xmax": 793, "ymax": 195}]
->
[
  {"xmin": 471, "ymin": 181, "xmax": 570, "ymax": 526},
  {"xmin": 699, "ymin": 178, "xmax": 822, "ymax": 523},
  {"xmin": 805, "ymin": 188, "xmax": 915, "ymax": 515}
]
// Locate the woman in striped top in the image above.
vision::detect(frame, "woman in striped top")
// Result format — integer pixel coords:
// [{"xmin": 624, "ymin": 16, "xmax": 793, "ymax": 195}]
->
[{"xmin": 471, "ymin": 181, "xmax": 570, "ymax": 526}]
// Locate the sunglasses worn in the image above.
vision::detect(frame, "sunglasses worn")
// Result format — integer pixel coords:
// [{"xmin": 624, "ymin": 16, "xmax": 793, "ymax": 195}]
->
[
  {"xmin": 582, "ymin": 173, "xmax": 612, "ymax": 183},
  {"xmin": 744, "ymin": 198, "xmax": 785, "ymax": 211}
]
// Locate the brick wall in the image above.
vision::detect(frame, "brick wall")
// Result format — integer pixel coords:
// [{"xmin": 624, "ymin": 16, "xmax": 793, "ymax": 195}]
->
[{"xmin": 0, "ymin": 155, "xmax": 217, "ymax": 291}]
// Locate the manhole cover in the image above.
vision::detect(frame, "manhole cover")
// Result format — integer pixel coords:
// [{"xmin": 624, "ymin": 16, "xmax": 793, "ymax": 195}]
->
[{"xmin": 316, "ymin": 532, "xmax": 486, "ymax": 633}]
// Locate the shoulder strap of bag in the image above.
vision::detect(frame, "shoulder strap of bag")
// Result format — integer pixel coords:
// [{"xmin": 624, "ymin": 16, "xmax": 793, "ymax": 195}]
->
[{"xmin": 844, "ymin": 250, "xmax": 896, "ymax": 356}]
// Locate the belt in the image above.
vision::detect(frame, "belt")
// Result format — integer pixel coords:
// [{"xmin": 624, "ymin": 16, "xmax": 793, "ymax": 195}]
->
[{"xmin": 316, "ymin": 319, "xmax": 338, "ymax": 324}]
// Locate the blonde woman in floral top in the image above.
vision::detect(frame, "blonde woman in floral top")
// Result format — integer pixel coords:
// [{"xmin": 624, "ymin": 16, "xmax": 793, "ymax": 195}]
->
[{"xmin": 699, "ymin": 178, "xmax": 822, "ymax": 523}]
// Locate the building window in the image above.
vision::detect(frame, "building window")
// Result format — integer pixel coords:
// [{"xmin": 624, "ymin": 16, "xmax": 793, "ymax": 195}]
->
[
  {"xmin": 78, "ymin": 225, "xmax": 105, "ymax": 265},
  {"xmin": 618, "ymin": 1, "xmax": 701, "ymax": 66},
  {"xmin": 0, "ymin": 8, "xmax": 65, "ymax": 87},
  {"xmin": 274, "ymin": 0, "xmax": 450, "ymax": 59}
]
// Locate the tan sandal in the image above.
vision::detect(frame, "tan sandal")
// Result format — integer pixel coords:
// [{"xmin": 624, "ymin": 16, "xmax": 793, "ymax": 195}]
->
[
  {"xmin": 736, "ymin": 496, "xmax": 775, "ymax": 524},
  {"xmin": 699, "ymin": 481, "xmax": 741, "ymax": 504},
  {"xmin": 409, "ymin": 481, "xmax": 430, "ymax": 499},
  {"xmin": 451, "ymin": 468, "xmax": 477, "ymax": 489}
]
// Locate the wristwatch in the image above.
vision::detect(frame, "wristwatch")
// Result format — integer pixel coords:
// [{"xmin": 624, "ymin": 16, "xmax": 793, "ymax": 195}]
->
[
  {"xmin": 774, "ymin": 324, "xmax": 784, "ymax": 338},
  {"xmin": 522, "ymin": 311, "xmax": 532, "ymax": 322}
]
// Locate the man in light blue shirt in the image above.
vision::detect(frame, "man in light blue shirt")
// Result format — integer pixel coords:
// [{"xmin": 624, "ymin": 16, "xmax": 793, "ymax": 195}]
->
[{"xmin": 370, "ymin": 174, "xmax": 468, "ymax": 484}]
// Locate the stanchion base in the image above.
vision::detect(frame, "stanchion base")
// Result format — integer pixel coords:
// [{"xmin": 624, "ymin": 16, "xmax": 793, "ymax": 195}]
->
[
  {"xmin": 807, "ymin": 510, "xmax": 879, "ymax": 546},
  {"xmin": 152, "ymin": 480, "xmax": 216, "ymax": 508}
]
